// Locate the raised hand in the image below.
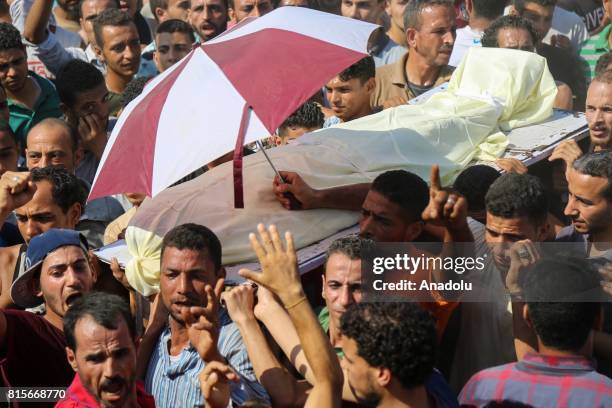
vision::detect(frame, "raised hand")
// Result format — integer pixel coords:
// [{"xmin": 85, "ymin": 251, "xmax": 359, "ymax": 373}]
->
[
  {"xmin": 505, "ymin": 239, "xmax": 540, "ymax": 295},
  {"xmin": 496, "ymin": 158, "xmax": 528, "ymax": 174},
  {"xmin": 220, "ymin": 285, "xmax": 256, "ymax": 326},
  {"xmin": 239, "ymin": 224, "xmax": 305, "ymax": 307},
  {"xmin": 199, "ymin": 361, "xmax": 239, "ymax": 408},
  {"xmin": 421, "ymin": 165, "xmax": 468, "ymax": 230},
  {"xmin": 0, "ymin": 171, "xmax": 36, "ymax": 217},
  {"xmin": 184, "ymin": 278, "xmax": 225, "ymax": 362}
]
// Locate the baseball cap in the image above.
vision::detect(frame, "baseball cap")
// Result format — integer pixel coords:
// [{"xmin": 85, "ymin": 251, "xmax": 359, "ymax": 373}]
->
[{"xmin": 10, "ymin": 229, "xmax": 89, "ymax": 308}]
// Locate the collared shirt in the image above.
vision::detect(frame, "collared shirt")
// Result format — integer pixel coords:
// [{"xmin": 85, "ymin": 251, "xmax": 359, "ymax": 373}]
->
[
  {"xmin": 371, "ymin": 52, "xmax": 454, "ymax": 108},
  {"xmin": 145, "ymin": 309, "xmax": 268, "ymax": 408},
  {"xmin": 459, "ymin": 352, "xmax": 612, "ymax": 407},
  {"xmin": 579, "ymin": 24, "xmax": 611, "ymax": 83},
  {"xmin": 7, "ymin": 71, "xmax": 62, "ymax": 148},
  {"xmin": 368, "ymin": 30, "xmax": 407, "ymax": 68},
  {"xmin": 56, "ymin": 374, "xmax": 156, "ymax": 408}
]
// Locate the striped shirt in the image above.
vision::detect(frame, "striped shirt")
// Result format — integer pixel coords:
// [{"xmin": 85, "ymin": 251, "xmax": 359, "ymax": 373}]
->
[
  {"xmin": 145, "ymin": 309, "xmax": 269, "ymax": 407},
  {"xmin": 579, "ymin": 25, "xmax": 611, "ymax": 82},
  {"xmin": 459, "ymin": 352, "xmax": 612, "ymax": 407}
]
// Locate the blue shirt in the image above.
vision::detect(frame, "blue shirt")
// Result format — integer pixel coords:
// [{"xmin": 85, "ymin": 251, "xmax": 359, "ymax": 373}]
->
[{"xmin": 145, "ymin": 309, "xmax": 268, "ymax": 407}]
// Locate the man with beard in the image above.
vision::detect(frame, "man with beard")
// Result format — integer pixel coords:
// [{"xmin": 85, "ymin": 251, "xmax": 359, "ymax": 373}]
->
[
  {"xmin": 0, "ymin": 22, "xmax": 62, "ymax": 148},
  {"xmin": 144, "ymin": 223, "xmax": 268, "ymax": 407},
  {"xmin": 58, "ymin": 292, "xmax": 156, "ymax": 408},
  {"xmin": 0, "ymin": 229, "xmax": 97, "ymax": 393},
  {"xmin": 549, "ymin": 70, "xmax": 612, "ymax": 168},
  {"xmin": 340, "ymin": 302, "xmax": 440, "ymax": 407},
  {"xmin": 54, "ymin": 0, "xmax": 82, "ymax": 32},
  {"xmin": 93, "ymin": 9, "xmax": 141, "ymax": 116},
  {"xmin": 372, "ymin": 0, "xmax": 455, "ymax": 108},
  {"xmin": 228, "ymin": 0, "xmax": 273, "ymax": 24},
  {"xmin": 191, "ymin": 0, "xmax": 228, "ymax": 41}
]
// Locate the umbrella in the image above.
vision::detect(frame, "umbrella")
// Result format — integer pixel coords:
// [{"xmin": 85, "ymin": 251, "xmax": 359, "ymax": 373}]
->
[{"xmin": 88, "ymin": 7, "xmax": 378, "ymax": 206}]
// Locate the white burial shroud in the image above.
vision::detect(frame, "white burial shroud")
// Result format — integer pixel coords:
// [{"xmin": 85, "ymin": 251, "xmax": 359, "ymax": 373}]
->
[{"xmin": 124, "ymin": 47, "xmax": 557, "ymax": 296}]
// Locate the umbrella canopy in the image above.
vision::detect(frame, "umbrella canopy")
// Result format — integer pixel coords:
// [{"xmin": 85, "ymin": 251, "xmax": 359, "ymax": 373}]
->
[{"xmin": 89, "ymin": 7, "xmax": 378, "ymax": 202}]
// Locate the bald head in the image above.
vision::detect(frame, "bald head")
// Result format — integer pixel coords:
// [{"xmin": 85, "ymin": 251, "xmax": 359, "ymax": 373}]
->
[{"xmin": 26, "ymin": 119, "xmax": 81, "ymax": 173}]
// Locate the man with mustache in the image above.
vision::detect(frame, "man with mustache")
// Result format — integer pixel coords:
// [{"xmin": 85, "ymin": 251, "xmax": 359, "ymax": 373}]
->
[
  {"xmin": 58, "ymin": 292, "xmax": 156, "ymax": 408},
  {"xmin": 191, "ymin": 0, "xmax": 228, "ymax": 41},
  {"xmin": 372, "ymin": 0, "xmax": 456, "ymax": 108},
  {"xmin": 54, "ymin": 0, "xmax": 83, "ymax": 33},
  {"xmin": 549, "ymin": 70, "xmax": 612, "ymax": 168},
  {"xmin": 0, "ymin": 229, "xmax": 97, "ymax": 394},
  {"xmin": 144, "ymin": 223, "xmax": 268, "ymax": 407}
]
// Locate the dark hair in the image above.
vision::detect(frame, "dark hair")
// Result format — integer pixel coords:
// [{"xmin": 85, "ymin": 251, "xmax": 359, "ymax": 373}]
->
[
  {"xmin": 371, "ymin": 170, "xmax": 429, "ymax": 222},
  {"xmin": 572, "ymin": 151, "xmax": 612, "ymax": 202},
  {"xmin": 122, "ymin": 76, "xmax": 152, "ymax": 108},
  {"xmin": 150, "ymin": 0, "xmax": 169, "ymax": 21},
  {"xmin": 278, "ymin": 102, "xmax": 324, "ymax": 135},
  {"xmin": 471, "ymin": 0, "xmax": 506, "ymax": 20},
  {"xmin": 595, "ymin": 52, "xmax": 612, "ymax": 77},
  {"xmin": 453, "ymin": 165, "xmax": 501, "ymax": 213},
  {"xmin": 0, "ymin": 121, "xmax": 17, "ymax": 146},
  {"xmin": 64, "ymin": 292, "xmax": 135, "ymax": 351},
  {"xmin": 513, "ymin": 0, "xmax": 556, "ymax": 15},
  {"xmin": 56, "ymin": 60, "xmax": 105, "ymax": 108},
  {"xmin": 325, "ymin": 235, "xmax": 371, "ymax": 268},
  {"xmin": 0, "ymin": 22, "xmax": 24, "ymax": 52},
  {"xmin": 485, "ymin": 173, "xmax": 548, "ymax": 225},
  {"xmin": 482, "ymin": 15, "xmax": 538, "ymax": 48},
  {"xmin": 523, "ymin": 256, "xmax": 601, "ymax": 352},
  {"xmin": 79, "ymin": 0, "xmax": 120, "ymax": 18},
  {"xmin": 340, "ymin": 302, "xmax": 436, "ymax": 389},
  {"xmin": 156, "ymin": 18, "xmax": 196, "ymax": 43},
  {"xmin": 592, "ymin": 67, "xmax": 612, "ymax": 85},
  {"xmin": 404, "ymin": 0, "xmax": 453, "ymax": 31},
  {"xmin": 337, "ymin": 56, "xmax": 375, "ymax": 84},
  {"xmin": 93, "ymin": 9, "xmax": 135, "ymax": 48},
  {"xmin": 31, "ymin": 166, "xmax": 87, "ymax": 214},
  {"xmin": 484, "ymin": 401, "xmax": 534, "ymax": 408},
  {"xmin": 161, "ymin": 223, "xmax": 222, "ymax": 271},
  {"xmin": 28, "ymin": 118, "xmax": 80, "ymax": 153}
]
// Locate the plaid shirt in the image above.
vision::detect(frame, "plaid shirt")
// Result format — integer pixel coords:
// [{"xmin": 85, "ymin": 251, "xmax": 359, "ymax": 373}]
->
[{"xmin": 459, "ymin": 352, "xmax": 612, "ymax": 407}]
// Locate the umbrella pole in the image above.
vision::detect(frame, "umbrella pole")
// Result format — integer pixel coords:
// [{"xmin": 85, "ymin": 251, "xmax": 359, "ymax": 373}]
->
[{"xmin": 233, "ymin": 103, "xmax": 252, "ymax": 209}]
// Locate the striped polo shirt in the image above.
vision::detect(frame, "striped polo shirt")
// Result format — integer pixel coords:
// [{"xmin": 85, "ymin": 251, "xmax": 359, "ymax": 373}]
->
[
  {"xmin": 145, "ymin": 309, "xmax": 269, "ymax": 407},
  {"xmin": 580, "ymin": 25, "xmax": 611, "ymax": 82}
]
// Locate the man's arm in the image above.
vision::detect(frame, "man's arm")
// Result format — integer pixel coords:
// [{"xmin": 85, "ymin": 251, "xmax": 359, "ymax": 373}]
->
[
  {"xmin": 222, "ymin": 285, "xmax": 299, "ymax": 408},
  {"xmin": 240, "ymin": 224, "xmax": 344, "ymax": 408},
  {"xmin": 22, "ymin": 0, "xmax": 52, "ymax": 45},
  {"xmin": 273, "ymin": 171, "xmax": 369, "ymax": 211}
]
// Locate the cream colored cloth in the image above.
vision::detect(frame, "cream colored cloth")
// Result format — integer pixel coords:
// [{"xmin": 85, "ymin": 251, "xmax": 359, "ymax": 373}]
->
[{"xmin": 124, "ymin": 48, "xmax": 557, "ymax": 296}]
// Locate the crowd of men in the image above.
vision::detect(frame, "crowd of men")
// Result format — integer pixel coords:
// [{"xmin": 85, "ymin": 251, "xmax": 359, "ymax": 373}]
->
[{"xmin": 0, "ymin": 0, "xmax": 611, "ymax": 407}]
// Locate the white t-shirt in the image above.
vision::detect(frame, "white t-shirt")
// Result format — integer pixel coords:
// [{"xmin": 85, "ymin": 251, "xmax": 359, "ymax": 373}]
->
[{"xmin": 449, "ymin": 25, "xmax": 483, "ymax": 67}]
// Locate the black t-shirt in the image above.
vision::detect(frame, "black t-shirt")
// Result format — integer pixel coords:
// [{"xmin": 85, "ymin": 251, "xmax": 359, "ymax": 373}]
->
[
  {"xmin": 557, "ymin": 0, "xmax": 605, "ymax": 33},
  {"xmin": 537, "ymin": 43, "xmax": 587, "ymax": 111}
]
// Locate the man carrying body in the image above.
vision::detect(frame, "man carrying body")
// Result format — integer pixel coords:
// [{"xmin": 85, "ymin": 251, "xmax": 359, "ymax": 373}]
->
[
  {"xmin": 550, "ymin": 70, "xmax": 612, "ymax": 168},
  {"xmin": 372, "ymin": 0, "xmax": 455, "ymax": 108},
  {"xmin": 0, "ymin": 229, "xmax": 96, "ymax": 391},
  {"xmin": 229, "ymin": 0, "xmax": 272, "ymax": 24}
]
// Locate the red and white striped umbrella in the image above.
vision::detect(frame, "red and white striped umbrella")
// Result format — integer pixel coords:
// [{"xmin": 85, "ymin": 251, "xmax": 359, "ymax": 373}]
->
[{"xmin": 89, "ymin": 7, "xmax": 378, "ymax": 206}]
